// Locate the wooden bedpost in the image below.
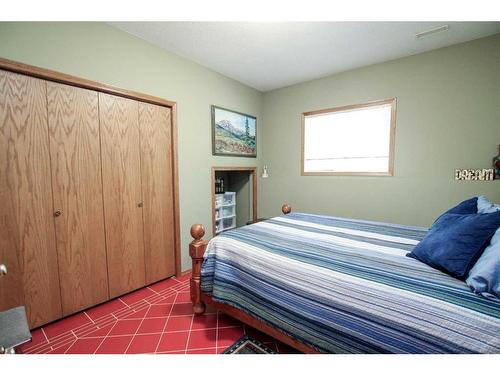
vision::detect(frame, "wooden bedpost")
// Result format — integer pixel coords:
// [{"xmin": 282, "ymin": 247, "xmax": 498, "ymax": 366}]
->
[
  {"xmin": 189, "ymin": 224, "xmax": 208, "ymax": 315},
  {"xmin": 282, "ymin": 203, "xmax": 292, "ymax": 215}
]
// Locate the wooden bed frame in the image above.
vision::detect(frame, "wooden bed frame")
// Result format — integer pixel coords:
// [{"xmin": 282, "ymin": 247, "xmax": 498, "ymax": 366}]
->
[{"xmin": 189, "ymin": 204, "xmax": 321, "ymax": 354}]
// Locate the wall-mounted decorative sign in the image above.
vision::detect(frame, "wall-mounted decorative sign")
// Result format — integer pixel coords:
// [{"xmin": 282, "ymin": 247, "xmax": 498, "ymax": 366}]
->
[{"xmin": 455, "ymin": 169, "xmax": 495, "ymax": 181}]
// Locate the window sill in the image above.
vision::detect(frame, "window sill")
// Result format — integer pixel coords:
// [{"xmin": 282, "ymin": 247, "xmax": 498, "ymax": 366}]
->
[{"xmin": 301, "ymin": 171, "xmax": 393, "ymax": 177}]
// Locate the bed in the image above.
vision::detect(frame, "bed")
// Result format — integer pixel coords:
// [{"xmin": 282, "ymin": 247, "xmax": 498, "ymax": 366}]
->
[{"xmin": 189, "ymin": 205, "xmax": 500, "ymax": 353}]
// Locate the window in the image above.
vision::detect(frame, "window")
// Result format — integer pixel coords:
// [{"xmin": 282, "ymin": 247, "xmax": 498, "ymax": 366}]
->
[{"xmin": 301, "ymin": 98, "xmax": 396, "ymax": 176}]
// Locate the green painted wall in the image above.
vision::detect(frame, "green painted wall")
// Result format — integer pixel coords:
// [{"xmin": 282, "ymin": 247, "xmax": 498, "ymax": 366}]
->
[
  {"xmin": 1, "ymin": 23, "xmax": 499, "ymax": 272},
  {"xmin": 260, "ymin": 34, "xmax": 500, "ymax": 226},
  {"xmin": 0, "ymin": 22, "xmax": 263, "ymax": 271}
]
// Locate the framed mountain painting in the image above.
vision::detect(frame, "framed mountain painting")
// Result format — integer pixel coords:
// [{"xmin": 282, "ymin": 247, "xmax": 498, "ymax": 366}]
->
[{"xmin": 212, "ymin": 105, "xmax": 257, "ymax": 157}]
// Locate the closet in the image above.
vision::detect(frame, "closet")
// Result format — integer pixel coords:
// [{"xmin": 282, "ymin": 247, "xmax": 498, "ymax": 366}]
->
[
  {"xmin": 0, "ymin": 63, "xmax": 179, "ymax": 328},
  {"xmin": 138, "ymin": 103, "xmax": 176, "ymax": 285},
  {"xmin": 0, "ymin": 71, "xmax": 62, "ymax": 327},
  {"xmin": 99, "ymin": 93, "xmax": 146, "ymax": 298},
  {"xmin": 47, "ymin": 82, "xmax": 109, "ymax": 316}
]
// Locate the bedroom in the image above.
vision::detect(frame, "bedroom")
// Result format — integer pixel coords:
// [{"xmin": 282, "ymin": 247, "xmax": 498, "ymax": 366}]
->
[{"xmin": 1, "ymin": 0, "xmax": 499, "ymax": 372}]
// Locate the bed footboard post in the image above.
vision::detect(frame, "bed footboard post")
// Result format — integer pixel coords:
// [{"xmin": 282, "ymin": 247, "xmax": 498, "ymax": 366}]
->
[
  {"xmin": 282, "ymin": 203, "xmax": 292, "ymax": 215},
  {"xmin": 189, "ymin": 224, "xmax": 208, "ymax": 315}
]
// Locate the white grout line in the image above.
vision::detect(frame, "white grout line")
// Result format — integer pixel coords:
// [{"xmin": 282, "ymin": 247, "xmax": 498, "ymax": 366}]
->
[
  {"xmin": 40, "ymin": 328, "xmax": 50, "ymax": 344},
  {"xmin": 183, "ymin": 313, "xmax": 195, "ymax": 354},
  {"xmin": 62, "ymin": 336, "xmax": 79, "ymax": 354},
  {"xmin": 72, "ymin": 317, "xmax": 117, "ymax": 340},
  {"xmin": 38, "ymin": 325, "xmax": 237, "ymax": 341},
  {"xmin": 156, "ymin": 345, "xmax": 220, "ymax": 354},
  {"xmin": 147, "ymin": 286, "xmax": 162, "ymax": 296},
  {"xmin": 153, "ymin": 289, "xmax": 180, "ymax": 353},
  {"xmin": 31, "ymin": 323, "xmax": 261, "ymax": 354},
  {"xmin": 117, "ymin": 298, "xmax": 131, "ymax": 308},
  {"xmin": 120, "ymin": 311, "xmax": 215, "ymax": 321},
  {"xmin": 91, "ymin": 319, "xmax": 120, "ymax": 354},
  {"xmin": 36, "ymin": 322, "xmax": 282, "ymax": 355},
  {"xmin": 43, "ymin": 331, "xmax": 279, "ymax": 355},
  {"xmin": 26, "ymin": 278, "xmax": 191, "ymax": 354},
  {"xmin": 84, "ymin": 311, "xmax": 95, "ymax": 324},
  {"xmin": 122, "ymin": 304, "xmax": 153, "ymax": 354},
  {"xmin": 34, "ymin": 337, "xmax": 77, "ymax": 354}
]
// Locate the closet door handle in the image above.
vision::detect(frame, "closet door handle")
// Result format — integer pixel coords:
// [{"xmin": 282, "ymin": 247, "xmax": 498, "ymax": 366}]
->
[
  {"xmin": 137, "ymin": 202, "xmax": 144, "ymax": 208},
  {"xmin": 54, "ymin": 210, "xmax": 62, "ymax": 217},
  {"xmin": 0, "ymin": 264, "xmax": 7, "ymax": 275}
]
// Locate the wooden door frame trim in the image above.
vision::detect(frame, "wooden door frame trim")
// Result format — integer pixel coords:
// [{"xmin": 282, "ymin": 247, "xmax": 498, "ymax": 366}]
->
[
  {"xmin": 0, "ymin": 57, "xmax": 176, "ymax": 108},
  {"xmin": 171, "ymin": 106, "xmax": 182, "ymax": 277},
  {"xmin": 0, "ymin": 57, "xmax": 182, "ymax": 278},
  {"xmin": 211, "ymin": 166, "xmax": 258, "ymax": 237}
]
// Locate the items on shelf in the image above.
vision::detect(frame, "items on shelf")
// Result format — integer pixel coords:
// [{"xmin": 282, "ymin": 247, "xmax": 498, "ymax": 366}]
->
[
  {"xmin": 215, "ymin": 192, "xmax": 236, "ymax": 234},
  {"xmin": 215, "ymin": 176, "xmax": 225, "ymax": 193}
]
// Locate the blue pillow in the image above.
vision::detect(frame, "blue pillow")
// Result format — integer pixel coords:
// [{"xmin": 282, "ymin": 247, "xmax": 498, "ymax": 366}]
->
[
  {"xmin": 477, "ymin": 195, "xmax": 500, "ymax": 214},
  {"xmin": 434, "ymin": 197, "xmax": 478, "ymax": 223},
  {"xmin": 407, "ymin": 211, "xmax": 500, "ymax": 279},
  {"xmin": 466, "ymin": 227, "xmax": 500, "ymax": 299}
]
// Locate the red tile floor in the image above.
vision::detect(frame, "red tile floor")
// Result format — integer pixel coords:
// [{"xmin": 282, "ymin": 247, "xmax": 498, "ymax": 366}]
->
[{"xmin": 19, "ymin": 273, "xmax": 298, "ymax": 354}]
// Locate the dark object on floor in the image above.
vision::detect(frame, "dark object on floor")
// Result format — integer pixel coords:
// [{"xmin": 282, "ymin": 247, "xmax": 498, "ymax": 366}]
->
[
  {"xmin": 223, "ymin": 335, "xmax": 276, "ymax": 354},
  {"xmin": 0, "ymin": 306, "xmax": 31, "ymax": 354}
]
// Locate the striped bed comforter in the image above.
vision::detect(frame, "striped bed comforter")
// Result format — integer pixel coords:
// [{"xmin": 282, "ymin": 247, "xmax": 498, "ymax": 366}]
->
[{"xmin": 200, "ymin": 213, "xmax": 500, "ymax": 353}]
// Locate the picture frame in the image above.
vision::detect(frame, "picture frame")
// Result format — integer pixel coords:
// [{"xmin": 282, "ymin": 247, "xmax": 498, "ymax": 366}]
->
[{"xmin": 211, "ymin": 105, "xmax": 257, "ymax": 157}]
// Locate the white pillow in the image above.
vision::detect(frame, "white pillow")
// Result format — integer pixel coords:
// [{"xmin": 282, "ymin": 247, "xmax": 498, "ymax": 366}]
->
[
  {"xmin": 477, "ymin": 195, "xmax": 500, "ymax": 214},
  {"xmin": 467, "ymin": 196, "xmax": 500, "ymax": 299}
]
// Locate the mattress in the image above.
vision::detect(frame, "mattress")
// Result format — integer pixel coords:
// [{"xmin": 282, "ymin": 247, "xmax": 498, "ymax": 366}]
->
[{"xmin": 200, "ymin": 212, "xmax": 500, "ymax": 353}]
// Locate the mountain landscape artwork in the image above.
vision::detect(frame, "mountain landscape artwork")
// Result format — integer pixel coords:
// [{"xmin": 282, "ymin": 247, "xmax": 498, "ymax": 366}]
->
[{"xmin": 212, "ymin": 106, "xmax": 256, "ymax": 157}]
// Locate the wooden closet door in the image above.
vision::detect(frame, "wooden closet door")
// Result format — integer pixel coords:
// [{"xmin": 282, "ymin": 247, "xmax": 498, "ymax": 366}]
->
[
  {"xmin": 139, "ymin": 103, "xmax": 175, "ymax": 284},
  {"xmin": 47, "ymin": 82, "xmax": 109, "ymax": 316},
  {"xmin": 99, "ymin": 93, "xmax": 145, "ymax": 298},
  {"xmin": 0, "ymin": 70, "xmax": 62, "ymax": 327}
]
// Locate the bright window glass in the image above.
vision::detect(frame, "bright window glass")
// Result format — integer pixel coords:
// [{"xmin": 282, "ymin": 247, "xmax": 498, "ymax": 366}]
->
[{"xmin": 303, "ymin": 100, "xmax": 395, "ymax": 175}]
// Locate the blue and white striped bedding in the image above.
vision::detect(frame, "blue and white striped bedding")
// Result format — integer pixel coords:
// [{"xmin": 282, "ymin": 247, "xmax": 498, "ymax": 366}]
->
[{"xmin": 200, "ymin": 212, "xmax": 500, "ymax": 353}]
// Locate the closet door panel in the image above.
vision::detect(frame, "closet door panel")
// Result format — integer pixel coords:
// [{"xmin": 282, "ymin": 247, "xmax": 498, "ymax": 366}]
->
[
  {"xmin": 139, "ymin": 103, "xmax": 175, "ymax": 284},
  {"xmin": 0, "ymin": 240, "xmax": 23, "ymax": 313},
  {"xmin": 99, "ymin": 93, "xmax": 145, "ymax": 298},
  {"xmin": 47, "ymin": 82, "xmax": 108, "ymax": 316},
  {"xmin": 0, "ymin": 70, "xmax": 61, "ymax": 327}
]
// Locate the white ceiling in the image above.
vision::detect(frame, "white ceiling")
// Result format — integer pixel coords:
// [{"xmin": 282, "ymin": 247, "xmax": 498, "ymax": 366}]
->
[{"xmin": 109, "ymin": 22, "xmax": 500, "ymax": 92}]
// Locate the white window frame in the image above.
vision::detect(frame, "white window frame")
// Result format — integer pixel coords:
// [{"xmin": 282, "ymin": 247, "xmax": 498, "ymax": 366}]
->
[{"xmin": 301, "ymin": 98, "xmax": 397, "ymax": 176}]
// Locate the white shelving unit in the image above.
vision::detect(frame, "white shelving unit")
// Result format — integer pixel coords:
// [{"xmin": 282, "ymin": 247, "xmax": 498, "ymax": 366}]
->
[{"xmin": 215, "ymin": 192, "xmax": 236, "ymax": 234}]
